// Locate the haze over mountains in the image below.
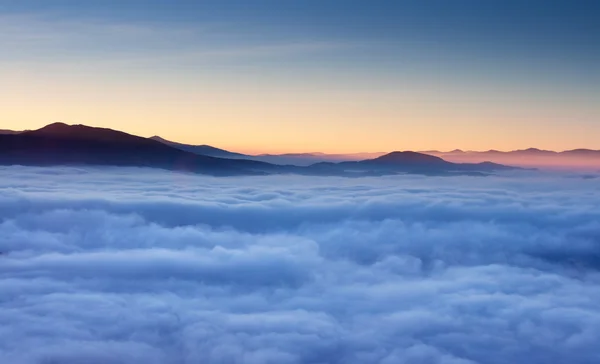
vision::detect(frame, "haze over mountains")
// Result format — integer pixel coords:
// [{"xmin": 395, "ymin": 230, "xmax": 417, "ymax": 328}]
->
[
  {"xmin": 5, "ymin": 126, "xmax": 599, "ymax": 170},
  {"xmin": 0, "ymin": 123, "xmax": 292, "ymax": 176},
  {"xmin": 149, "ymin": 136, "xmax": 249, "ymax": 160},
  {"xmin": 150, "ymin": 136, "xmax": 385, "ymax": 166},
  {"xmin": 0, "ymin": 123, "xmax": 519, "ymax": 176},
  {"xmin": 425, "ymin": 149, "xmax": 600, "ymax": 170},
  {"xmin": 151, "ymin": 135, "xmax": 600, "ymax": 170}
]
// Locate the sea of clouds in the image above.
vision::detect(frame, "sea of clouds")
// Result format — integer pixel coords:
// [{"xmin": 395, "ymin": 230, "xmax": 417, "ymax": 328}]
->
[{"xmin": 1, "ymin": 166, "xmax": 600, "ymax": 364}]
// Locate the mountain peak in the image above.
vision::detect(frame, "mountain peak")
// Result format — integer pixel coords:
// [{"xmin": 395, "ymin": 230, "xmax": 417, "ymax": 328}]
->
[
  {"xmin": 372, "ymin": 151, "xmax": 447, "ymax": 164},
  {"xmin": 512, "ymin": 148, "xmax": 557, "ymax": 155},
  {"xmin": 27, "ymin": 123, "xmax": 150, "ymax": 145},
  {"xmin": 0, "ymin": 123, "xmax": 519, "ymax": 176},
  {"xmin": 34, "ymin": 122, "xmax": 72, "ymax": 133},
  {"xmin": 150, "ymin": 136, "xmax": 168, "ymax": 143}
]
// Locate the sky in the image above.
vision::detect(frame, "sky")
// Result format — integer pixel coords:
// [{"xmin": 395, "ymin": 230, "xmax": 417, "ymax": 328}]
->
[{"xmin": 1, "ymin": 0, "xmax": 599, "ymax": 153}]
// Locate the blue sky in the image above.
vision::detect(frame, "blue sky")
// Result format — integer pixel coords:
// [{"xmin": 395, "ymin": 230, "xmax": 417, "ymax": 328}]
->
[{"xmin": 1, "ymin": 0, "xmax": 599, "ymax": 152}]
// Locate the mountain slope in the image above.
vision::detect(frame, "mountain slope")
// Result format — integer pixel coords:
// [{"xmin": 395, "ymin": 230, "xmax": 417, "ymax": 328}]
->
[
  {"xmin": 0, "ymin": 123, "xmax": 518, "ymax": 176},
  {"xmin": 366, "ymin": 151, "xmax": 449, "ymax": 166},
  {"xmin": 311, "ymin": 151, "xmax": 519, "ymax": 176},
  {"xmin": 423, "ymin": 148, "xmax": 600, "ymax": 169},
  {"xmin": 150, "ymin": 136, "xmax": 382, "ymax": 165},
  {"xmin": 0, "ymin": 129, "xmax": 24, "ymax": 135},
  {"xmin": 150, "ymin": 136, "xmax": 250, "ymax": 159},
  {"xmin": 0, "ymin": 123, "xmax": 284, "ymax": 176},
  {"xmin": 252, "ymin": 153, "xmax": 381, "ymax": 166}
]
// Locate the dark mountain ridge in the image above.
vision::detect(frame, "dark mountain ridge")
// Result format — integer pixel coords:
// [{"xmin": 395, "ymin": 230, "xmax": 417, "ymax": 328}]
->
[
  {"xmin": 368, "ymin": 151, "xmax": 448, "ymax": 165},
  {"xmin": 0, "ymin": 129, "xmax": 24, "ymax": 135},
  {"xmin": 0, "ymin": 123, "xmax": 284, "ymax": 176},
  {"xmin": 0, "ymin": 123, "xmax": 518, "ymax": 176},
  {"xmin": 326, "ymin": 151, "xmax": 516, "ymax": 175},
  {"xmin": 149, "ymin": 136, "xmax": 249, "ymax": 159},
  {"xmin": 150, "ymin": 136, "xmax": 378, "ymax": 166},
  {"xmin": 423, "ymin": 147, "xmax": 600, "ymax": 169},
  {"xmin": 425, "ymin": 148, "xmax": 600, "ymax": 157}
]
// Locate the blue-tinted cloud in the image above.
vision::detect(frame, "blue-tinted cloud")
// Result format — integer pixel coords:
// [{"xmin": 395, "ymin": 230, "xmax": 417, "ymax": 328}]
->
[{"xmin": 1, "ymin": 166, "xmax": 600, "ymax": 363}]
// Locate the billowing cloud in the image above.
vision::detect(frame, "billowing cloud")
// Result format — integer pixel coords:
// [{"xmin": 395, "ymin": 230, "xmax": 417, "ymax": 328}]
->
[{"xmin": 1, "ymin": 166, "xmax": 600, "ymax": 364}]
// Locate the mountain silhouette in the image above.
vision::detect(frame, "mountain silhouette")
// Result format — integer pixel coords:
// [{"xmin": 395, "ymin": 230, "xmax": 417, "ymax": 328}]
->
[
  {"xmin": 151, "ymin": 136, "xmax": 389, "ymax": 166},
  {"xmin": 150, "ymin": 136, "xmax": 377, "ymax": 166},
  {"xmin": 0, "ymin": 123, "xmax": 519, "ymax": 176},
  {"xmin": 362, "ymin": 151, "xmax": 515, "ymax": 174},
  {"xmin": 0, "ymin": 129, "xmax": 24, "ymax": 135},
  {"xmin": 310, "ymin": 151, "xmax": 518, "ymax": 176},
  {"xmin": 367, "ymin": 151, "xmax": 448, "ymax": 165},
  {"xmin": 0, "ymin": 123, "xmax": 284, "ymax": 176},
  {"xmin": 150, "ymin": 136, "xmax": 249, "ymax": 159},
  {"xmin": 423, "ymin": 148, "xmax": 600, "ymax": 169}
]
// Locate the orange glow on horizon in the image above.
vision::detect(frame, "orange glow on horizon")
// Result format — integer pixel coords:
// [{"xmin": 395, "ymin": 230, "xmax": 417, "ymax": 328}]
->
[{"xmin": 2, "ymin": 67, "xmax": 599, "ymax": 155}]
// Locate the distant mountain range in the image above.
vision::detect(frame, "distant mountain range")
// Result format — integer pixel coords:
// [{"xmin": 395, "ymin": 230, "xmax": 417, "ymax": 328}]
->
[
  {"xmin": 150, "ymin": 135, "xmax": 600, "ymax": 170},
  {"xmin": 252, "ymin": 152, "xmax": 386, "ymax": 166},
  {"xmin": 0, "ymin": 123, "xmax": 518, "ymax": 176},
  {"xmin": 0, "ymin": 123, "xmax": 289, "ymax": 176},
  {"xmin": 308, "ymin": 151, "xmax": 516, "ymax": 176},
  {"xmin": 151, "ymin": 136, "xmax": 384, "ymax": 166},
  {"xmin": 0, "ymin": 129, "xmax": 25, "ymax": 135},
  {"xmin": 149, "ymin": 136, "xmax": 250, "ymax": 159},
  {"xmin": 423, "ymin": 148, "xmax": 600, "ymax": 169}
]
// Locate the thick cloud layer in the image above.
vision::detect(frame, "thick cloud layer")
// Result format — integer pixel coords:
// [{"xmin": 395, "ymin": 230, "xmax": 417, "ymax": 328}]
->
[{"xmin": 1, "ymin": 166, "xmax": 600, "ymax": 364}]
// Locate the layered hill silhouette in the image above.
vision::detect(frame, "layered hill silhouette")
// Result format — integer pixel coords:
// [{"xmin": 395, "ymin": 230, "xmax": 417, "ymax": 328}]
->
[
  {"xmin": 0, "ymin": 123, "xmax": 518, "ymax": 176},
  {"xmin": 0, "ymin": 123, "xmax": 285, "ymax": 176},
  {"xmin": 309, "ymin": 151, "xmax": 516, "ymax": 175},
  {"xmin": 150, "ymin": 136, "xmax": 249, "ymax": 159},
  {"xmin": 152, "ymin": 135, "xmax": 599, "ymax": 170},
  {"xmin": 424, "ymin": 148, "xmax": 600, "ymax": 169},
  {"xmin": 0, "ymin": 129, "xmax": 25, "ymax": 135},
  {"xmin": 150, "ymin": 136, "xmax": 384, "ymax": 165}
]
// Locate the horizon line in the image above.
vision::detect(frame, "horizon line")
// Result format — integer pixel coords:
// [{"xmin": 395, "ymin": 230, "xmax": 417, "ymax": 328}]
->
[{"xmin": 4, "ymin": 121, "xmax": 600, "ymax": 156}]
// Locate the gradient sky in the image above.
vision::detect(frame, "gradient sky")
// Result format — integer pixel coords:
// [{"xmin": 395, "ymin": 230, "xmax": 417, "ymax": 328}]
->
[{"xmin": 1, "ymin": 0, "xmax": 599, "ymax": 153}]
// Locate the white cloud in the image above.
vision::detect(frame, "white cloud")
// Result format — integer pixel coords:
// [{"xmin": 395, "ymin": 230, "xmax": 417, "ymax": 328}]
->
[{"xmin": 1, "ymin": 166, "xmax": 600, "ymax": 363}]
